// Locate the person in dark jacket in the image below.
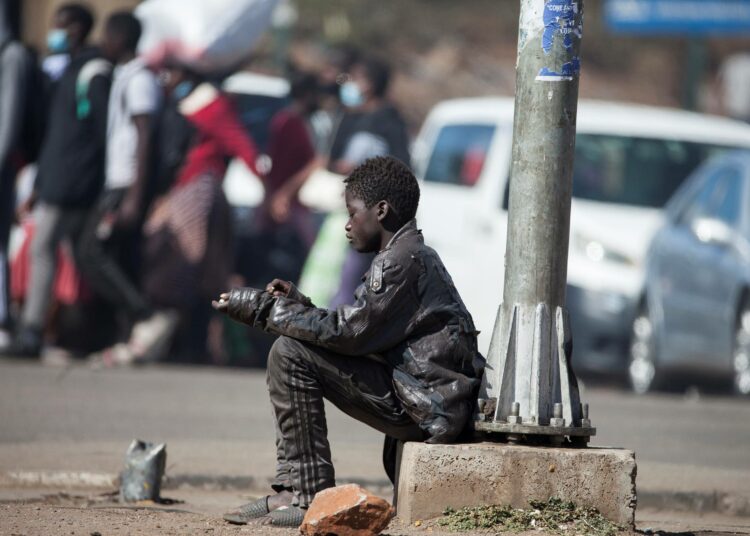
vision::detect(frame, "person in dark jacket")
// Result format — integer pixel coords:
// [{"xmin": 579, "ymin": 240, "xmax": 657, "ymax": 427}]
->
[
  {"xmin": 3, "ymin": 3, "xmax": 111, "ymax": 357},
  {"xmin": 213, "ymin": 156, "xmax": 484, "ymax": 528}
]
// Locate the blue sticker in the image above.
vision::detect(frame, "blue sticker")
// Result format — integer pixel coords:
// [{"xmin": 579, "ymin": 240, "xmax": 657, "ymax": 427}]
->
[
  {"xmin": 537, "ymin": 0, "xmax": 582, "ymax": 82},
  {"xmin": 537, "ymin": 57, "xmax": 581, "ymax": 82}
]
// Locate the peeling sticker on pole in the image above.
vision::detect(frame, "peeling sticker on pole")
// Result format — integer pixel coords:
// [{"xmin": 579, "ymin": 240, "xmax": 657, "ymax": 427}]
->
[{"xmin": 536, "ymin": 0, "xmax": 582, "ymax": 82}]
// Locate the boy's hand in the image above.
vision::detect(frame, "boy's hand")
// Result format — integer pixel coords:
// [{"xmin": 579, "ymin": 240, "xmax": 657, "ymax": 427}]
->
[
  {"xmin": 266, "ymin": 279, "xmax": 292, "ymax": 297},
  {"xmin": 211, "ymin": 292, "xmax": 230, "ymax": 313},
  {"xmin": 212, "ymin": 287, "xmax": 272, "ymax": 327},
  {"xmin": 266, "ymin": 279, "xmax": 314, "ymax": 307}
]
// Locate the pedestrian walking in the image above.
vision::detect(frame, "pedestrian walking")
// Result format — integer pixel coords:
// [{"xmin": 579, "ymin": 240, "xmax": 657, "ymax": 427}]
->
[
  {"xmin": 77, "ymin": 12, "xmax": 159, "ymax": 334},
  {"xmin": 94, "ymin": 62, "xmax": 262, "ymax": 365},
  {"xmin": 2, "ymin": 3, "xmax": 111, "ymax": 358},
  {"xmin": 257, "ymin": 71, "xmax": 321, "ymax": 251},
  {"xmin": 0, "ymin": 0, "xmax": 32, "ymax": 347}
]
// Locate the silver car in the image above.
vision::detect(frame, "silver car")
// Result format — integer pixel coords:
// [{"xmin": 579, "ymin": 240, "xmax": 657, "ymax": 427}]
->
[{"xmin": 631, "ymin": 150, "xmax": 750, "ymax": 395}]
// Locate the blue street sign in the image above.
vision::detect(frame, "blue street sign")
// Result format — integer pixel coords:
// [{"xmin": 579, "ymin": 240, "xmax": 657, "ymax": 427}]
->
[{"xmin": 605, "ymin": 0, "xmax": 750, "ymax": 35}]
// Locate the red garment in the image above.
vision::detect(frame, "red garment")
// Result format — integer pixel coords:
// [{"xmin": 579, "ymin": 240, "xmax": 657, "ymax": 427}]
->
[
  {"xmin": 176, "ymin": 90, "xmax": 260, "ymax": 187},
  {"xmin": 266, "ymin": 107, "xmax": 315, "ymax": 195},
  {"xmin": 11, "ymin": 222, "xmax": 92, "ymax": 305}
]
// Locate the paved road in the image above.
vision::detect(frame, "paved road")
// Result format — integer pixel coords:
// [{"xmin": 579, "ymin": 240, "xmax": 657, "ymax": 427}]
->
[{"xmin": 0, "ymin": 358, "xmax": 748, "ymax": 501}]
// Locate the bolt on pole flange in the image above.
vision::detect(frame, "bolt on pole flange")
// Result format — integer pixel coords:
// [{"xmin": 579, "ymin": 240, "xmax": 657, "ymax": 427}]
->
[{"xmin": 475, "ymin": 0, "xmax": 594, "ymax": 447}]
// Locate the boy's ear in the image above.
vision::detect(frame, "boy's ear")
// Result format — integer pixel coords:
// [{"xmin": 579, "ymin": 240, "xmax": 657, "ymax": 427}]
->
[{"xmin": 376, "ymin": 200, "xmax": 389, "ymax": 222}]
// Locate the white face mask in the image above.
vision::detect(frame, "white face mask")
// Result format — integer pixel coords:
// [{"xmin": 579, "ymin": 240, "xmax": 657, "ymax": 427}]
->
[
  {"xmin": 339, "ymin": 81, "xmax": 364, "ymax": 108},
  {"xmin": 47, "ymin": 28, "xmax": 69, "ymax": 53}
]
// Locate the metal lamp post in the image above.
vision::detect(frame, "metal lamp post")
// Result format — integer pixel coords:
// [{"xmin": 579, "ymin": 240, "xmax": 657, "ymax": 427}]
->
[{"xmin": 475, "ymin": 0, "xmax": 595, "ymax": 446}]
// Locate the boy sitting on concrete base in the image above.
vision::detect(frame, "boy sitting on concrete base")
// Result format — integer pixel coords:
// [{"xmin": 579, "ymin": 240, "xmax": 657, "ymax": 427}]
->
[{"xmin": 213, "ymin": 156, "xmax": 485, "ymax": 528}]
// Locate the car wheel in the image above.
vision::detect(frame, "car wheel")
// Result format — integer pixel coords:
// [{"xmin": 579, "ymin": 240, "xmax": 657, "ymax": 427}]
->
[
  {"xmin": 628, "ymin": 305, "xmax": 660, "ymax": 394},
  {"xmin": 733, "ymin": 304, "xmax": 750, "ymax": 396}
]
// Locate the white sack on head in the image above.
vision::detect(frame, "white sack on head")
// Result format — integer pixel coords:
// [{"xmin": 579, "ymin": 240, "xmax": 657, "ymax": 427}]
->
[{"xmin": 135, "ymin": 0, "xmax": 279, "ymax": 74}]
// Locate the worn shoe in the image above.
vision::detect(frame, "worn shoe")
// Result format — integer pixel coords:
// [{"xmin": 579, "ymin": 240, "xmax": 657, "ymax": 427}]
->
[
  {"xmin": 128, "ymin": 310, "xmax": 179, "ymax": 362},
  {"xmin": 0, "ymin": 327, "xmax": 42, "ymax": 358},
  {"xmin": 223, "ymin": 496, "xmax": 271, "ymax": 525},
  {"xmin": 88, "ymin": 343, "xmax": 136, "ymax": 369},
  {"xmin": 265, "ymin": 505, "xmax": 306, "ymax": 528}
]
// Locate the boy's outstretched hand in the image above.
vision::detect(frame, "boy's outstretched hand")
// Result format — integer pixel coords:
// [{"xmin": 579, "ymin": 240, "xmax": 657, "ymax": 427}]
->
[
  {"xmin": 212, "ymin": 287, "xmax": 272, "ymax": 327},
  {"xmin": 211, "ymin": 292, "xmax": 230, "ymax": 313}
]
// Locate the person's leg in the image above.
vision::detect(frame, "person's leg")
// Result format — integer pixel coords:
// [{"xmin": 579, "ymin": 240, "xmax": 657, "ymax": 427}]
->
[
  {"xmin": 266, "ymin": 336, "xmax": 423, "ymax": 508},
  {"xmin": 225, "ymin": 335, "xmax": 421, "ymax": 526},
  {"xmin": 21, "ymin": 203, "xmax": 64, "ymax": 332},
  {"xmin": 0, "ymin": 166, "xmax": 15, "ymax": 340},
  {"xmin": 10, "ymin": 203, "xmax": 84, "ymax": 355},
  {"xmin": 271, "ymin": 415, "xmax": 293, "ymax": 493},
  {"xmin": 76, "ymin": 189, "xmax": 150, "ymax": 320}
]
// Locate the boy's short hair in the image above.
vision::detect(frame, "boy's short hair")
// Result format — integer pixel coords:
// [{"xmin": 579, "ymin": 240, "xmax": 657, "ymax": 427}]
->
[
  {"xmin": 106, "ymin": 11, "xmax": 142, "ymax": 51},
  {"xmin": 58, "ymin": 3, "xmax": 95, "ymax": 39},
  {"xmin": 344, "ymin": 156, "xmax": 420, "ymax": 225}
]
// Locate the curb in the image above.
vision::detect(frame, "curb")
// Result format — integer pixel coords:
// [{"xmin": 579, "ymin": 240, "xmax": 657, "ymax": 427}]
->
[
  {"xmin": 2, "ymin": 471, "xmax": 748, "ymax": 517},
  {"xmin": 0, "ymin": 471, "xmax": 118, "ymax": 489},
  {"xmin": 639, "ymin": 490, "xmax": 750, "ymax": 518},
  {"xmin": 0, "ymin": 471, "xmax": 391, "ymax": 494}
]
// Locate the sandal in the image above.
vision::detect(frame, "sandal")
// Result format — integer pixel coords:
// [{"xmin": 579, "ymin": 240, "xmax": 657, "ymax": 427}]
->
[
  {"xmin": 265, "ymin": 505, "xmax": 306, "ymax": 528},
  {"xmin": 223, "ymin": 496, "xmax": 271, "ymax": 525}
]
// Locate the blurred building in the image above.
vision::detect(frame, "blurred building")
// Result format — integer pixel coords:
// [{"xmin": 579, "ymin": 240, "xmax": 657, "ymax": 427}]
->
[{"xmin": 21, "ymin": 0, "xmax": 140, "ymax": 52}]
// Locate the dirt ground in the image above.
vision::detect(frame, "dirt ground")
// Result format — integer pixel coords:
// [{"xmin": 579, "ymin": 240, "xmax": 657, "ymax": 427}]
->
[
  {"xmin": 0, "ymin": 488, "xmax": 608, "ymax": 536},
  {"xmin": 2, "ymin": 488, "xmax": 750, "ymax": 536}
]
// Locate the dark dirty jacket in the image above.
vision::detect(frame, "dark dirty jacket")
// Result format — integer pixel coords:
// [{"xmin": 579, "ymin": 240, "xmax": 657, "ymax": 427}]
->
[{"xmin": 225, "ymin": 219, "xmax": 486, "ymax": 443}]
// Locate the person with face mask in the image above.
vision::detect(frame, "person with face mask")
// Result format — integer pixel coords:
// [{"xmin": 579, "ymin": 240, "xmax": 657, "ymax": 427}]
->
[
  {"xmin": 324, "ymin": 55, "xmax": 411, "ymax": 309},
  {"xmin": 2, "ymin": 3, "xmax": 111, "ymax": 358},
  {"xmin": 328, "ymin": 56, "xmax": 410, "ymax": 175}
]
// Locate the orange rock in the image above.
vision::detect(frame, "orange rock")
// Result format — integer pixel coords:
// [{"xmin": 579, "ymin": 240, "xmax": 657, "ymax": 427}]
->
[{"xmin": 300, "ymin": 484, "xmax": 395, "ymax": 536}]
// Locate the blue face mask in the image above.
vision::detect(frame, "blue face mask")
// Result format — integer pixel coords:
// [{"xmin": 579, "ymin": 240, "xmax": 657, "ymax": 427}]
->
[
  {"xmin": 339, "ymin": 81, "xmax": 364, "ymax": 108},
  {"xmin": 46, "ymin": 29, "xmax": 69, "ymax": 54},
  {"xmin": 173, "ymin": 81, "xmax": 195, "ymax": 101}
]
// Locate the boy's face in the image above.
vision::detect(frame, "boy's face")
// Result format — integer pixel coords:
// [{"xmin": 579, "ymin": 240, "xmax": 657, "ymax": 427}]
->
[{"xmin": 345, "ymin": 191, "xmax": 383, "ymax": 253}]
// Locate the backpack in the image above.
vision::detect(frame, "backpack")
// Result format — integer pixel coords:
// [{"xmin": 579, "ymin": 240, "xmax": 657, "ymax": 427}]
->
[
  {"xmin": 148, "ymin": 98, "xmax": 196, "ymax": 198},
  {"xmin": 75, "ymin": 58, "xmax": 111, "ymax": 120}
]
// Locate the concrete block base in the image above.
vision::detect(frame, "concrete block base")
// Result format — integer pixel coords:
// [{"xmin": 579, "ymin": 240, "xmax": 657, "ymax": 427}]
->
[{"xmin": 395, "ymin": 442, "xmax": 636, "ymax": 527}]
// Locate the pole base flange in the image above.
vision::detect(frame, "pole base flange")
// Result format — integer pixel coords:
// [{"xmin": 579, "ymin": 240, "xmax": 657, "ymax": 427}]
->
[{"xmin": 474, "ymin": 420, "xmax": 596, "ymax": 437}]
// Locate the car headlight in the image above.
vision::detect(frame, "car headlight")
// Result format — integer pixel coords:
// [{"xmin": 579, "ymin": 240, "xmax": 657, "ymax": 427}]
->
[{"xmin": 573, "ymin": 232, "xmax": 636, "ymax": 267}]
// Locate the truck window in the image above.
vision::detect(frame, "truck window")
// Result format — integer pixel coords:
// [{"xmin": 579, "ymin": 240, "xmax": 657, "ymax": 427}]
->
[{"xmin": 424, "ymin": 124, "xmax": 495, "ymax": 187}]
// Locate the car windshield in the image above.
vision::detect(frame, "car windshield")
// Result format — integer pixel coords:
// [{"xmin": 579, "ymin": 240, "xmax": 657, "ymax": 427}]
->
[{"xmin": 572, "ymin": 135, "xmax": 734, "ymax": 208}]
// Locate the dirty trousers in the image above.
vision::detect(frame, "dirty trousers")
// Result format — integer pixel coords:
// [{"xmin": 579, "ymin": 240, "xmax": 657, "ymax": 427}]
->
[{"xmin": 266, "ymin": 335, "xmax": 424, "ymax": 507}]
